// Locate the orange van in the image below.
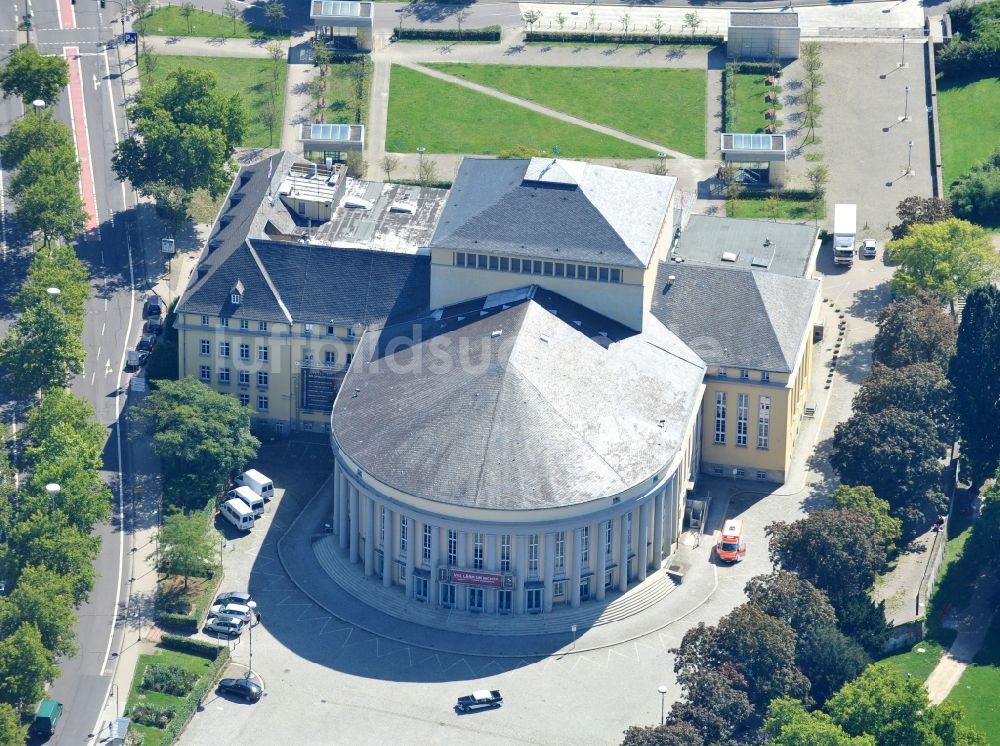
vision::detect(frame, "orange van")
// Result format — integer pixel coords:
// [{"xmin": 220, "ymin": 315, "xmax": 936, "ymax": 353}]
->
[{"xmin": 717, "ymin": 519, "xmax": 747, "ymax": 563}]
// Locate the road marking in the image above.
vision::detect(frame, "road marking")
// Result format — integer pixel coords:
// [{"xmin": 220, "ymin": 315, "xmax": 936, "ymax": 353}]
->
[
  {"xmin": 93, "ymin": 73, "xmax": 100, "ymax": 91},
  {"xmin": 91, "ymin": 371, "xmax": 96, "ymax": 384},
  {"xmin": 64, "ymin": 48, "xmax": 100, "ymax": 241},
  {"xmin": 96, "ymin": 346, "xmax": 101, "ymax": 360},
  {"xmin": 57, "ymin": 0, "xmax": 76, "ymax": 30},
  {"xmin": 101, "ymin": 322, "xmax": 105, "ymax": 335},
  {"xmin": 0, "ymin": 154, "xmax": 6, "ymax": 260}
]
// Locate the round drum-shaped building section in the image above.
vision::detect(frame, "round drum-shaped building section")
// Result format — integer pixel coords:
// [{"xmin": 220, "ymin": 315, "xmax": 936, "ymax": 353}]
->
[{"xmin": 328, "ymin": 286, "xmax": 705, "ymax": 622}]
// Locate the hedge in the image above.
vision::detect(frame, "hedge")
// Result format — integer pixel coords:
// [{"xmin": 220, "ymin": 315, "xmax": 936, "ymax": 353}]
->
[
  {"xmin": 393, "ymin": 178, "xmax": 454, "ymax": 189},
  {"xmin": 738, "ymin": 188, "xmax": 816, "ymax": 201},
  {"xmin": 525, "ymin": 30, "xmax": 723, "ymax": 46},
  {"xmin": 159, "ymin": 633, "xmax": 226, "ymax": 661},
  {"xmin": 395, "ymin": 25, "xmax": 501, "ymax": 42},
  {"xmin": 158, "ymin": 645, "xmax": 230, "ymax": 745},
  {"xmin": 157, "ymin": 612, "xmax": 199, "ymax": 633}
]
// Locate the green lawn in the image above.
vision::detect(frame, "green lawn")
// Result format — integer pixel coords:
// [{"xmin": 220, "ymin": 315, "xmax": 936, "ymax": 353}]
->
[
  {"xmin": 946, "ymin": 612, "xmax": 1000, "ymax": 744},
  {"xmin": 126, "ymin": 649, "xmax": 216, "ymax": 746},
  {"xmin": 727, "ymin": 198, "xmax": 821, "ymax": 221},
  {"xmin": 141, "ymin": 7, "xmax": 288, "ymax": 40},
  {"xmin": 424, "ymin": 63, "xmax": 706, "ymax": 157},
  {"xmin": 878, "ymin": 639, "xmax": 948, "ymax": 682},
  {"xmin": 725, "ymin": 71, "xmax": 782, "ymax": 134},
  {"xmin": 148, "ymin": 56, "xmax": 287, "ymax": 149},
  {"xmin": 386, "ymin": 65, "xmax": 654, "ymax": 159},
  {"xmin": 315, "ymin": 60, "xmax": 374, "ymax": 129},
  {"xmin": 937, "ymin": 76, "xmax": 1000, "ymax": 189},
  {"xmin": 926, "ymin": 505, "xmax": 976, "ymax": 639}
]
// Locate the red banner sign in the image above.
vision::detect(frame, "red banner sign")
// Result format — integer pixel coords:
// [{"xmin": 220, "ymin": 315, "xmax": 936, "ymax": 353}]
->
[{"xmin": 448, "ymin": 569, "xmax": 503, "ymax": 587}]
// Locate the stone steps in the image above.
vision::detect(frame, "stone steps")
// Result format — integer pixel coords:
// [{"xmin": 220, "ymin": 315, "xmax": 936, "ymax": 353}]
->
[{"xmin": 312, "ymin": 535, "xmax": 677, "ymax": 637}]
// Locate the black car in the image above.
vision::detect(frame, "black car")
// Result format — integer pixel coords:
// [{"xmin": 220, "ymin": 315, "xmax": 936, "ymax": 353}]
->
[
  {"xmin": 144, "ymin": 317, "xmax": 163, "ymax": 335},
  {"xmin": 137, "ymin": 333, "xmax": 157, "ymax": 352},
  {"xmin": 146, "ymin": 294, "xmax": 163, "ymax": 317},
  {"xmin": 218, "ymin": 677, "xmax": 262, "ymax": 702}
]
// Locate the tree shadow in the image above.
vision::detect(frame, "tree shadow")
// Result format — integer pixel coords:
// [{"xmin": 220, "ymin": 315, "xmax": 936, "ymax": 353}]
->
[
  {"xmin": 834, "ymin": 337, "xmax": 874, "ymax": 386},
  {"xmin": 504, "ymin": 44, "xmax": 526, "ymax": 55},
  {"xmin": 848, "ymin": 281, "xmax": 891, "ymax": 322},
  {"xmin": 801, "ymin": 439, "xmax": 838, "ymax": 511},
  {"xmin": 664, "ymin": 47, "xmax": 687, "ymax": 61}
]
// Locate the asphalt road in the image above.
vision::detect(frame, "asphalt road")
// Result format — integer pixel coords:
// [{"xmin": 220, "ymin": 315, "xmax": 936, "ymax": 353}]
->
[{"xmin": 0, "ymin": 2, "xmax": 147, "ymax": 743}]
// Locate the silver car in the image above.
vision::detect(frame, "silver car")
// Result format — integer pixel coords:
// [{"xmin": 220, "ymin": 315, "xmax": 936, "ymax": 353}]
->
[
  {"xmin": 207, "ymin": 603, "xmax": 252, "ymax": 623},
  {"xmin": 205, "ymin": 617, "xmax": 244, "ymax": 637}
]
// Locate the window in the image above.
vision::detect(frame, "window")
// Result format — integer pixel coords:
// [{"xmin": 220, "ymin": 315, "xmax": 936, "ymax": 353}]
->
[
  {"xmin": 303, "ymin": 349, "xmax": 314, "ymax": 365},
  {"xmin": 259, "ymin": 321, "xmax": 268, "ymax": 332},
  {"xmin": 566, "ymin": 264, "xmax": 576, "ymax": 279},
  {"xmin": 713, "ymin": 467, "xmax": 724, "ymax": 475},
  {"xmin": 521, "ymin": 258, "xmax": 531, "ymax": 274},
  {"xmin": 325, "ymin": 350, "xmax": 336, "ymax": 365},
  {"xmin": 346, "ymin": 353, "xmax": 354, "ymax": 366},
  {"xmin": 500, "ymin": 257, "xmax": 509, "ymax": 271},
  {"xmin": 347, "ymin": 328, "xmax": 356, "ymax": 339},
  {"xmin": 239, "ymin": 344, "xmax": 250, "ymax": 361},
  {"xmin": 447, "ymin": 529, "xmax": 458, "ymax": 566},
  {"xmin": 327, "ymin": 325, "xmax": 335, "ymax": 336},
  {"xmin": 610, "ymin": 268, "xmax": 622, "ymax": 283},
  {"xmin": 201, "ymin": 315, "xmax": 209, "ymax": 326},
  {"xmin": 199, "ymin": 365, "xmax": 211, "ymax": 381},
  {"xmin": 553, "ymin": 581, "xmax": 565, "ymax": 598},
  {"xmin": 581, "ymin": 526, "xmax": 590, "ymax": 566},
  {"xmin": 219, "ymin": 341, "xmax": 230, "ymax": 357},
  {"xmin": 554, "ymin": 262, "xmax": 564, "ymax": 277},
  {"xmin": 543, "ymin": 261, "xmax": 553, "ymax": 276},
  {"xmin": 400, "ymin": 517, "xmax": 408, "ymax": 553},
  {"xmin": 528, "ymin": 535, "xmax": 539, "ymax": 575},
  {"xmin": 735, "ymin": 468, "xmax": 746, "ymax": 477},
  {"xmin": 757, "ymin": 471, "xmax": 767, "ymax": 480},
  {"xmin": 304, "ymin": 323, "xmax": 314, "ymax": 335},
  {"xmin": 414, "ymin": 576, "xmax": 428, "ymax": 602},
  {"xmin": 587, "ymin": 266, "xmax": 598, "ymax": 281},
  {"xmin": 714, "ymin": 391, "xmax": 727, "ymax": 444},
  {"xmin": 605, "ymin": 520, "xmax": 613, "ymax": 557},
  {"xmin": 422, "ymin": 524, "xmax": 431, "ymax": 562},
  {"xmin": 257, "ymin": 371, "xmax": 268, "ymax": 388},
  {"xmin": 489, "ymin": 255, "xmax": 499, "ymax": 271},
  {"xmin": 200, "ymin": 339, "xmax": 210, "ymax": 356},
  {"xmin": 231, "ymin": 292, "xmax": 241, "ymax": 305},
  {"xmin": 240, "ymin": 319, "xmax": 249, "ymax": 330},
  {"xmin": 257, "ymin": 345, "xmax": 269, "ymax": 362},
  {"xmin": 533, "ymin": 260, "xmax": 542, "ymax": 274},
  {"xmin": 554, "ymin": 531, "xmax": 565, "ymax": 572},
  {"xmin": 257, "ymin": 395, "xmax": 268, "ymax": 411},
  {"xmin": 599, "ymin": 267, "xmax": 609, "ymax": 282},
  {"xmin": 758, "ymin": 396, "xmax": 771, "ymax": 449},
  {"xmin": 303, "ymin": 421, "xmax": 314, "ymax": 431},
  {"xmin": 441, "ymin": 584, "xmax": 456, "ymax": 608},
  {"xmin": 238, "ymin": 369, "xmax": 250, "ymax": 385},
  {"xmin": 455, "ymin": 252, "xmax": 465, "ymax": 267},
  {"xmin": 218, "ymin": 368, "xmax": 231, "ymax": 384},
  {"xmin": 740, "ymin": 369, "xmax": 750, "ymax": 380},
  {"xmin": 238, "ymin": 394, "xmax": 250, "ymax": 407},
  {"xmin": 511, "ymin": 258, "xmax": 521, "ymax": 273},
  {"xmin": 762, "ymin": 371, "xmax": 771, "ymax": 382},
  {"xmin": 500, "ymin": 535, "xmax": 511, "ymax": 573},
  {"xmin": 380, "ymin": 507, "xmax": 386, "ymax": 546},
  {"xmin": 221, "ymin": 317, "xmax": 229, "ymax": 328},
  {"xmin": 477, "ymin": 255, "xmax": 488, "ymax": 270},
  {"xmin": 718, "ymin": 367, "xmax": 728, "ymax": 378},
  {"xmin": 736, "ymin": 393, "xmax": 749, "ymax": 447},
  {"xmin": 473, "ymin": 533, "xmax": 484, "ymax": 570},
  {"xmin": 625, "ymin": 512, "xmax": 632, "ymax": 548}
]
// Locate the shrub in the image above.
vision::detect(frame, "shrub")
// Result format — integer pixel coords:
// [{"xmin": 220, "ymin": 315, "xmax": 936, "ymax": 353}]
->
[
  {"xmin": 159, "ymin": 646, "xmax": 230, "ymax": 744},
  {"xmin": 141, "ymin": 664, "xmax": 199, "ymax": 697},
  {"xmin": 525, "ymin": 30, "xmax": 722, "ymax": 46},
  {"xmin": 395, "ymin": 25, "xmax": 500, "ymax": 42},
  {"xmin": 157, "ymin": 612, "xmax": 199, "ymax": 633},
  {"xmin": 159, "ymin": 633, "xmax": 225, "ymax": 660},
  {"xmin": 130, "ymin": 702, "xmax": 175, "ymax": 729},
  {"xmin": 950, "ymin": 148, "xmax": 1000, "ymax": 226}
]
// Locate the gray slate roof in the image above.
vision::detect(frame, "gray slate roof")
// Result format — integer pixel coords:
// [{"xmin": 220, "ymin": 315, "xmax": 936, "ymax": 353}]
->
[
  {"xmin": 650, "ymin": 262, "xmax": 819, "ymax": 373},
  {"xmin": 332, "ymin": 286, "xmax": 706, "ymax": 511},
  {"xmin": 730, "ymin": 11, "xmax": 799, "ymax": 27},
  {"xmin": 672, "ymin": 215, "xmax": 818, "ymax": 278},
  {"xmin": 429, "ymin": 157, "xmax": 676, "ymax": 269}
]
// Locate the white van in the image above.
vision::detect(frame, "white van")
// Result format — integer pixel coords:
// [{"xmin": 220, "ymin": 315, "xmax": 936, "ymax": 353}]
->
[
  {"xmin": 219, "ymin": 498, "xmax": 255, "ymax": 532},
  {"xmin": 236, "ymin": 469, "xmax": 274, "ymax": 501},
  {"xmin": 228, "ymin": 485, "xmax": 264, "ymax": 517}
]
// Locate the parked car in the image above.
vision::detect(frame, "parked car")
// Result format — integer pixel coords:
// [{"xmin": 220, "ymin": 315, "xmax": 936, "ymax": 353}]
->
[
  {"xmin": 205, "ymin": 617, "xmax": 244, "ymax": 637},
  {"xmin": 861, "ymin": 238, "xmax": 878, "ymax": 258},
  {"xmin": 137, "ymin": 332, "xmax": 157, "ymax": 352},
  {"xmin": 455, "ymin": 690, "xmax": 503, "ymax": 713},
  {"xmin": 218, "ymin": 677, "xmax": 262, "ymax": 702},
  {"xmin": 216, "ymin": 591, "xmax": 253, "ymax": 607},
  {"xmin": 144, "ymin": 317, "xmax": 163, "ymax": 335},
  {"xmin": 146, "ymin": 294, "xmax": 163, "ymax": 317},
  {"xmin": 208, "ymin": 603, "xmax": 252, "ymax": 623},
  {"xmin": 125, "ymin": 349, "xmax": 149, "ymax": 372}
]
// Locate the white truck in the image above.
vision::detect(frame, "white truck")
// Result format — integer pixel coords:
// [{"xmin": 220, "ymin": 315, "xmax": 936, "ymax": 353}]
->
[
  {"xmin": 235, "ymin": 469, "xmax": 274, "ymax": 501},
  {"xmin": 832, "ymin": 203, "xmax": 856, "ymax": 267}
]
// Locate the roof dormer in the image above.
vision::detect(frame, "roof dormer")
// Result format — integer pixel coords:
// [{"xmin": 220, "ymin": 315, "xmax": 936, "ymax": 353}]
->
[{"xmin": 231, "ymin": 280, "xmax": 245, "ymax": 306}]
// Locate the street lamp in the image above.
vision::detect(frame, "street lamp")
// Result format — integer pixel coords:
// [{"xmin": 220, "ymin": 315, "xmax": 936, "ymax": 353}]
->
[
  {"xmin": 898, "ymin": 33, "xmax": 908, "ymax": 68},
  {"xmin": 111, "ymin": 683, "xmax": 120, "ymax": 719},
  {"xmin": 906, "ymin": 139, "xmax": 914, "ymax": 176},
  {"xmin": 45, "ymin": 483, "xmax": 61, "ymax": 510},
  {"xmin": 32, "ymin": 99, "xmax": 45, "ymax": 116},
  {"xmin": 657, "ymin": 684, "xmax": 668, "ymax": 725},
  {"xmin": 416, "ymin": 146, "xmax": 425, "ymax": 173},
  {"xmin": 246, "ymin": 600, "xmax": 258, "ymax": 680},
  {"xmin": 899, "ymin": 85, "xmax": 911, "ymax": 122}
]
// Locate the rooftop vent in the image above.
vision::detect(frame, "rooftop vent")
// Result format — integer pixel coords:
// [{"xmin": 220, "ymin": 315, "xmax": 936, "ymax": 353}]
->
[
  {"xmin": 207, "ymin": 239, "xmax": 223, "ymax": 253},
  {"xmin": 750, "ymin": 256, "xmax": 770, "ymax": 268},
  {"xmin": 219, "ymin": 213, "xmax": 234, "ymax": 228},
  {"xmin": 389, "ymin": 202, "xmax": 416, "ymax": 214},
  {"xmin": 343, "ymin": 196, "xmax": 373, "ymax": 210},
  {"xmin": 721, "ymin": 251, "xmax": 738, "ymax": 263},
  {"xmin": 666, "ymin": 274, "xmax": 676, "ymax": 286},
  {"xmin": 197, "ymin": 264, "xmax": 211, "ymax": 280},
  {"xmin": 491, "ymin": 329, "xmax": 502, "ymax": 338},
  {"xmin": 230, "ymin": 193, "xmax": 243, "ymax": 208},
  {"xmin": 539, "ymin": 334, "xmax": 549, "ymax": 343}
]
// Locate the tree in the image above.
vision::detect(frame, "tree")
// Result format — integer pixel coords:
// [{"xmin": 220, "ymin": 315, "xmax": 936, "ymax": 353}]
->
[
  {"xmin": 0, "ymin": 565, "xmax": 78, "ymax": 658},
  {"xmin": 891, "ymin": 195, "xmax": 952, "ymax": 240},
  {"xmin": 179, "ymin": 1, "xmax": 196, "ymax": 35},
  {"xmin": 265, "ymin": 0, "xmax": 286, "ymax": 29},
  {"xmin": 418, "ymin": 157, "xmax": 439, "ymax": 186},
  {"xmin": 806, "ymin": 164, "xmax": 829, "ymax": 221},
  {"xmin": 831, "ymin": 408, "xmax": 946, "ymax": 527},
  {"xmin": 522, "ymin": 9, "xmax": 542, "ymax": 34},
  {"xmin": 669, "ymin": 664, "xmax": 755, "ymax": 743},
  {"xmin": 0, "ymin": 703, "xmax": 27, "ymax": 746},
  {"xmin": 683, "ymin": 11, "xmax": 702, "ymax": 36},
  {"xmin": 0, "ymin": 111, "xmax": 73, "ymax": 168},
  {"xmin": 653, "ymin": 16, "xmax": 665, "ymax": 44},
  {"xmin": 0, "ymin": 46, "xmax": 70, "ymax": 106},
  {"xmin": 949, "ymin": 284, "xmax": 1000, "ymax": 490},
  {"xmin": 589, "ymin": 8, "xmax": 598, "ymax": 42},
  {"xmin": 129, "ymin": 378, "xmax": 259, "ymax": 509},
  {"xmin": 765, "ymin": 698, "xmax": 874, "ymax": 746},
  {"xmin": 949, "ymin": 147, "xmax": 1000, "ymax": 226},
  {"xmin": 800, "ymin": 41, "xmax": 823, "ymax": 74},
  {"xmin": 0, "ymin": 302, "xmax": 86, "ymax": 397},
  {"xmin": 345, "ymin": 151, "xmax": 367, "ymax": 179},
  {"xmin": 555, "ymin": 12, "xmax": 567, "ymax": 41},
  {"xmin": 620, "ymin": 12, "xmax": 632, "ymax": 39},
  {"xmin": 0, "ymin": 623, "xmax": 58, "ymax": 713},
  {"xmin": 380, "ymin": 154, "xmax": 400, "ymax": 182},
  {"xmin": 886, "ymin": 218, "xmax": 1000, "ymax": 302},
  {"xmin": 852, "ymin": 362, "xmax": 954, "ymax": 442},
  {"xmin": 150, "ymin": 183, "xmax": 193, "ymax": 238},
  {"xmin": 132, "ymin": 0, "xmax": 154, "ymax": 37},
  {"xmin": 795, "ymin": 623, "xmax": 871, "ymax": 706},
  {"xmin": 621, "ymin": 722, "xmax": 704, "ymax": 746},
  {"xmin": 826, "ymin": 665, "xmax": 987, "ymax": 746},
  {"xmin": 828, "ymin": 485, "xmax": 902, "ymax": 554},
  {"xmin": 456, "ymin": 10, "xmax": 470, "ymax": 40},
  {"xmin": 312, "ymin": 40, "xmax": 332, "ymax": 73},
  {"xmin": 222, "ymin": 0, "xmax": 242, "ymax": 35},
  {"xmin": 872, "ymin": 290, "xmax": 956, "ymax": 371},
  {"xmin": 159, "ymin": 509, "xmax": 217, "ymax": 589},
  {"xmin": 12, "ymin": 244, "xmax": 91, "ymax": 320},
  {"xmin": 12, "ymin": 168, "xmax": 89, "ymax": 246},
  {"xmin": 140, "ymin": 39, "xmax": 159, "ymax": 84}
]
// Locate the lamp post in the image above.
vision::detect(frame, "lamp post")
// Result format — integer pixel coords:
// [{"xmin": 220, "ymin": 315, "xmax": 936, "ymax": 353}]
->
[
  {"xmin": 657, "ymin": 684, "xmax": 668, "ymax": 725},
  {"xmin": 45, "ymin": 483, "xmax": 61, "ymax": 510},
  {"xmin": 416, "ymin": 146, "xmax": 425, "ymax": 177},
  {"xmin": 906, "ymin": 139, "xmax": 914, "ymax": 176},
  {"xmin": 246, "ymin": 600, "xmax": 258, "ymax": 680},
  {"xmin": 32, "ymin": 99, "xmax": 45, "ymax": 116},
  {"xmin": 898, "ymin": 33, "xmax": 908, "ymax": 68},
  {"xmin": 900, "ymin": 85, "xmax": 911, "ymax": 122},
  {"xmin": 570, "ymin": 623, "xmax": 577, "ymax": 649},
  {"xmin": 111, "ymin": 683, "xmax": 120, "ymax": 719}
]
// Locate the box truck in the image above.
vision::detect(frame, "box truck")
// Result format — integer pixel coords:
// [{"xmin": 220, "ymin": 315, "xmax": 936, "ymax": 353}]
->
[
  {"xmin": 832, "ymin": 204, "xmax": 856, "ymax": 267},
  {"xmin": 235, "ymin": 469, "xmax": 274, "ymax": 501}
]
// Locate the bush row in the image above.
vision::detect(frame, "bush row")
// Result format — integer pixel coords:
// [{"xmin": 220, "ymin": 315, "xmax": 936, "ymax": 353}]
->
[
  {"xmin": 159, "ymin": 633, "xmax": 226, "ymax": 661},
  {"xmin": 141, "ymin": 664, "xmax": 200, "ymax": 697},
  {"xmin": 393, "ymin": 177, "xmax": 454, "ymax": 189},
  {"xmin": 157, "ymin": 613, "xmax": 199, "ymax": 633},
  {"xmin": 395, "ymin": 25, "xmax": 501, "ymax": 42},
  {"xmin": 525, "ymin": 30, "xmax": 723, "ymax": 45},
  {"xmin": 158, "ymin": 646, "xmax": 231, "ymax": 744},
  {"xmin": 738, "ymin": 188, "xmax": 816, "ymax": 201}
]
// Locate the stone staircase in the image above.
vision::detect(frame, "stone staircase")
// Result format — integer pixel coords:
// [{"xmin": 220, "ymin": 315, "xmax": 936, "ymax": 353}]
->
[{"xmin": 312, "ymin": 534, "xmax": 677, "ymax": 637}]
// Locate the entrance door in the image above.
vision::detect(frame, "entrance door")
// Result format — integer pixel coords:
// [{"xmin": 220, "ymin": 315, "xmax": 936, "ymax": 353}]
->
[
  {"xmin": 580, "ymin": 578, "xmax": 591, "ymax": 602},
  {"xmin": 414, "ymin": 576, "xmax": 428, "ymax": 602},
  {"xmin": 468, "ymin": 587, "xmax": 484, "ymax": 612},
  {"xmin": 441, "ymin": 583, "xmax": 456, "ymax": 608},
  {"xmin": 497, "ymin": 590, "xmax": 512, "ymax": 615},
  {"xmin": 526, "ymin": 588, "xmax": 543, "ymax": 614}
]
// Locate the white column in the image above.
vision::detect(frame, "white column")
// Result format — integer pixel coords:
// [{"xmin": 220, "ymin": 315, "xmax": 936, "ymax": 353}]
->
[
  {"xmin": 404, "ymin": 516, "xmax": 415, "ymax": 598},
  {"xmin": 486, "ymin": 534, "xmax": 497, "ymax": 613},
  {"xmin": 429, "ymin": 526, "xmax": 440, "ymax": 606},
  {"xmin": 570, "ymin": 527, "xmax": 582, "ymax": 608},
  {"xmin": 383, "ymin": 507, "xmax": 394, "ymax": 588},
  {"xmin": 338, "ymin": 474, "xmax": 349, "ymax": 550},
  {"xmin": 637, "ymin": 501, "xmax": 650, "ymax": 582},
  {"xmin": 514, "ymin": 535, "xmax": 526, "ymax": 614},
  {"xmin": 349, "ymin": 485, "xmax": 360, "ymax": 564},
  {"xmin": 332, "ymin": 463, "xmax": 340, "ymax": 533},
  {"xmin": 543, "ymin": 533, "xmax": 555, "ymax": 613},
  {"xmin": 364, "ymin": 495, "xmax": 375, "ymax": 577},
  {"xmin": 596, "ymin": 521, "xmax": 607, "ymax": 601},
  {"xmin": 618, "ymin": 512, "xmax": 629, "ymax": 592},
  {"xmin": 653, "ymin": 488, "xmax": 665, "ymax": 570}
]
